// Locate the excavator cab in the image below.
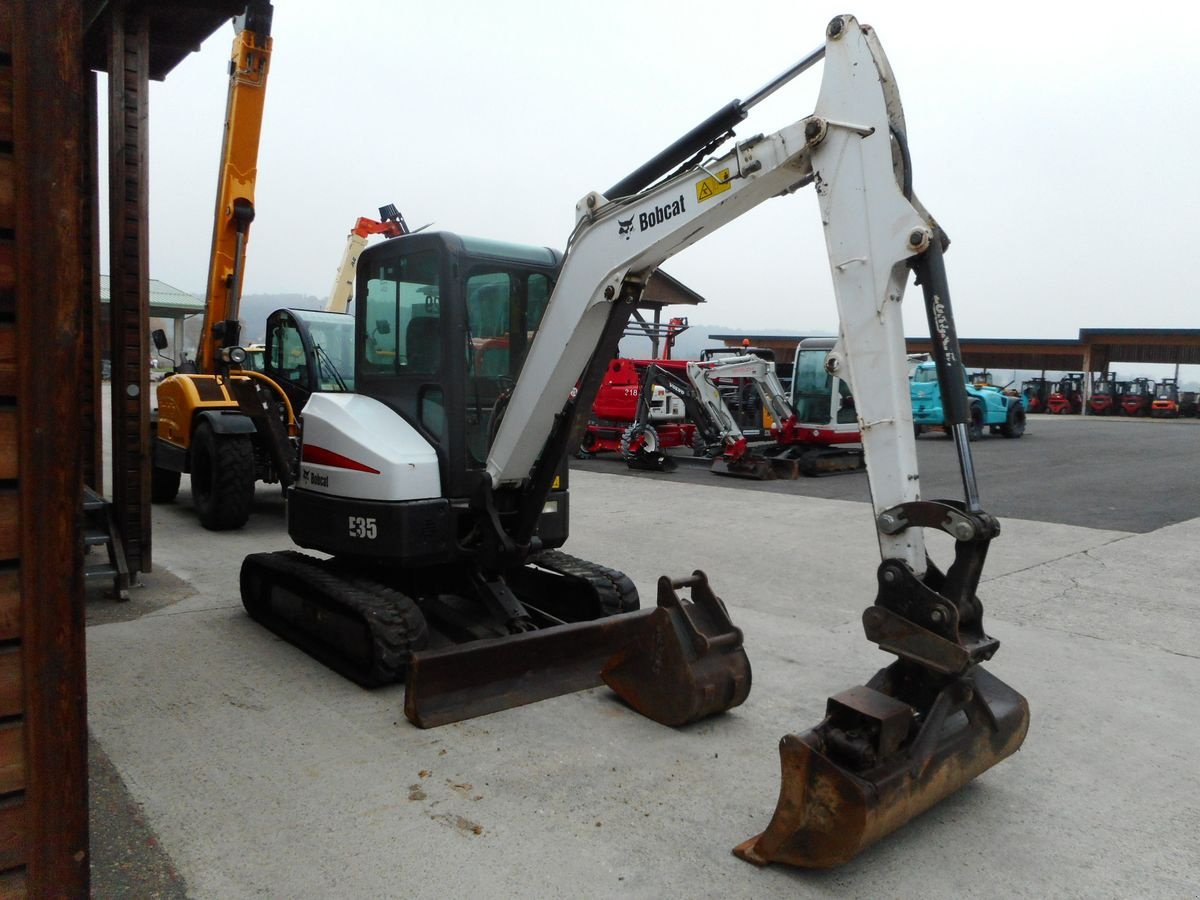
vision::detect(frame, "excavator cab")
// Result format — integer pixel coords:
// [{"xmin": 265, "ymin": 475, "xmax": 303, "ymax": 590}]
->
[
  {"xmin": 344, "ymin": 231, "xmax": 563, "ymax": 512},
  {"xmin": 245, "ymin": 230, "xmax": 751, "ymax": 727}
]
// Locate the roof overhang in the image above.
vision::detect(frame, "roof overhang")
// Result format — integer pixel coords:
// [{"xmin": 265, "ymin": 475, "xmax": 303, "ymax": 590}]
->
[{"xmin": 85, "ymin": 0, "xmax": 247, "ymax": 81}]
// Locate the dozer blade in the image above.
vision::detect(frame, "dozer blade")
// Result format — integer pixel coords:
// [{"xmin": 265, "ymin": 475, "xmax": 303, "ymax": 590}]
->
[
  {"xmin": 710, "ymin": 454, "xmax": 776, "ymax": 480},
  {"xmin": 404, "ymin": 609, "xmax": 654, "ymax": 728},
  {"xmin": 734, "ymin": 664, "xmax": 1028, "ymax": 869},
  {"xmin": 405, "ymin": 571, "xmax": 750, "ymax": 729},
  {"xmin": 626, "ymin": 450, "xmax": 677, "ymax": 472}
]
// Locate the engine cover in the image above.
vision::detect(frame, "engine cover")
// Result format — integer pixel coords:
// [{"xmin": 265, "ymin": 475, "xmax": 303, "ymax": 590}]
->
[{"xmin": 297, "ymin": 393, "xmax": 441, "ymax": 501}]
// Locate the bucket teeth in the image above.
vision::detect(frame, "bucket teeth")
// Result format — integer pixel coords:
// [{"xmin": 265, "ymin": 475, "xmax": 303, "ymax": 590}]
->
[{"xmin": 734, "ymin": 664, "xmax": 1029, "ymax": 868}]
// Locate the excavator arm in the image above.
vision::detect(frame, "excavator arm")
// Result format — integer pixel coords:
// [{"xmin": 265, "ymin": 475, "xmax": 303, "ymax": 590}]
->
[
  {"xmin": 480, "ymin": 14, "xmax": 1027, "ymax": 868},
  {"xmin": 685, "ymin": 355, "xmax": 794, "ymax": 447}
]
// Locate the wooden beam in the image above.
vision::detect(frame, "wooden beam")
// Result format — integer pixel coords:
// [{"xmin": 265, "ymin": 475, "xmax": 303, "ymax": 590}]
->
[
  {"xmin": 0, "ymin": 569, "xmax": 17, "ymax": 642},
  {"xmin": 82, "ymin": 72, "xmax": 103, "ymax": 492},
  {"xmin": 12, "ymin": 0, "xmax": 89, "ymax": 892},
  {"xmin": 107, "ymin": 2, "xmax": 152, "ymax": 573}
]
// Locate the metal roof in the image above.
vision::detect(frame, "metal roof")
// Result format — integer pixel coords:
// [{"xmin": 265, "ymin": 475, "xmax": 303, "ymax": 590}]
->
[
  {"xmin": 99, "ymin": 275, "xmax": 204, "ymax": 316},
  {"xmin": 718, "ymin": 328, "xmax": 1200, "ymax": 372}
]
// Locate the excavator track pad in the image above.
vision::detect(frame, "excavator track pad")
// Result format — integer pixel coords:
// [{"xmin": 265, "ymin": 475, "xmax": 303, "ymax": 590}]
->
[
  {"xmin": 241, "ymin": 550, "xmax": 750, "ymax": 731},
  {"xmin": 240, "ymin": 551, "xmax": 429, "ymax": 687}
]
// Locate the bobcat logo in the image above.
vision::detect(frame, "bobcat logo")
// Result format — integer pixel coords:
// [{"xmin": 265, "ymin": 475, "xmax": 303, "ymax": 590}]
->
[{"xmin": 617, "ymin": 217, "xmax": 634, "ymax": 240}]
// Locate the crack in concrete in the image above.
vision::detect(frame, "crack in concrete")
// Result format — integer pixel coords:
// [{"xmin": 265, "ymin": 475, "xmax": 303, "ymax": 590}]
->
[{"xmin": 982, "ymin": 532, "xmax": 1135, "ymax": 582}]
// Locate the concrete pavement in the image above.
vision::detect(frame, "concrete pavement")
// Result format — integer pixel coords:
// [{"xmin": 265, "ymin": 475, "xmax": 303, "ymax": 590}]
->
[{"xmin": 85, "ymin": 470, "xmax": 1199, "ymax": 898}]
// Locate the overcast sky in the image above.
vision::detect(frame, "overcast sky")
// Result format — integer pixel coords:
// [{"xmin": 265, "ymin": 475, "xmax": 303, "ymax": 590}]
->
[{"xmin": 100, "ymin": 1, "xmax": 1200, "ymax": 341}]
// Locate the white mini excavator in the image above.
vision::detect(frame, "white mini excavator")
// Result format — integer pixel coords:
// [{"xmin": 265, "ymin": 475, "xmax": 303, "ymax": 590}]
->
[{"xmin": 240, "ymin": 15, "xmax": 1028, "ymax": 869}]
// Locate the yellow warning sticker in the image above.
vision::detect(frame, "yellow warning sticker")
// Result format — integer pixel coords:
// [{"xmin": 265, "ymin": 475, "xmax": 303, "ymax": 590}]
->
[
  {"xmin": 552, "ymin": 475, "xmax": 561, "ymax": 490},
  {"xmin": 696, "ymin": 169, "xmax": 732, "ymax": 203}
]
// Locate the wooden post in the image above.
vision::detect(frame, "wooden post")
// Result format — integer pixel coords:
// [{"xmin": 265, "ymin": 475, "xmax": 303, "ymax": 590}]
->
[
  {"xmin": 107, "ymin": 2, "xmax": 152, "ymax": 573},
  {"xmin": 11, "ymin": 0, "xmax": 90, "ymax": 893},
  {"xmin": 82, "ymin": 72, "xmax": 103, "ymax": 493}
]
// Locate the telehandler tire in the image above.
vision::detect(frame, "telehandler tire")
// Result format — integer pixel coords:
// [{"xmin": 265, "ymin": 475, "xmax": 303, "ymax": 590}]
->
[
  {"xmin": 962, "ymin": 404, "xmax": 983, "ymax": 441},
  {"xmin": 190, "ymin": 420, "xmax": 255, "ymax": 531},
  {"xmin": 151, "ymin": 464, "xmax": 181, "ymax": 503},
  {"xmin": 1000, "ymin": 402, "xmax": 1026, "ymax": 439}
]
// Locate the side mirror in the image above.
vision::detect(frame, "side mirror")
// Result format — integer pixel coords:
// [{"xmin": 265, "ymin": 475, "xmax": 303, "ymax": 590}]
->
[
  {"xmin": 152, "ymin": 329, "xmax": 169, "ymax": 351},
  {"xmin": 375, "ymin": 319, "xmax": 391, "ymax": 335}
]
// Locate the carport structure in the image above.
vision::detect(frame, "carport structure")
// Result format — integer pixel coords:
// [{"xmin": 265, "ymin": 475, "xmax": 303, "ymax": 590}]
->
[
  {"xmin": 721, "ymin": 331, "xmax": 1200, "ymax": 404},
  {"xmin": 1079, "ymin": 328, "xmax": 1200, "ymax": 386},
  {"xmin": 626, "ymin": 270, "xmax": 704, "ymax": 358},
  {"xmin": 905, "ymin": 336, "xmax": 1084, "ymax": 375}
]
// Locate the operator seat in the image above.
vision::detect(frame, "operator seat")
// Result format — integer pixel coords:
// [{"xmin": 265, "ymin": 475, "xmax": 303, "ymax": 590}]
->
[{"xmin": 406, "ymin": 316, "xmax": 441, "ymax": 373}]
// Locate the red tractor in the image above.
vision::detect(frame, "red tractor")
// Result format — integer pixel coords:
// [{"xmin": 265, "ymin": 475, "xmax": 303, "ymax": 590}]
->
[
  {"xmin": 1120, "ymin": 377, "xmax": 1156, "ymax": 416},
  {"xmin": 1046, "ymin": 373, "xmax": 1084, "ymax": 414}
]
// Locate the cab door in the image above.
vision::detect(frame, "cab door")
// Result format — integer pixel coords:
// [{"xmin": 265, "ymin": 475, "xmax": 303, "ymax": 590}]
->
[{"xmin": 264, "ymin": 310, "xmax": 317, "ymax": 413}]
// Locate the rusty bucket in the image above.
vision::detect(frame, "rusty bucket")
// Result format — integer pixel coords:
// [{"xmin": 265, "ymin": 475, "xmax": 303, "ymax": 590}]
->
[
  {"xmin": 734, "ymin": 664, "xmax": 1028, "ymax": 868},
  {"xmin": 602, "ymin": 572, "xmax": 751, "ymax": 727}
]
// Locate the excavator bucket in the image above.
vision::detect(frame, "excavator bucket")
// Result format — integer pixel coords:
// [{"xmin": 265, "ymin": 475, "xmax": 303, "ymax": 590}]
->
[
  {"xmin": 405, "ymin": 571, "xmax": 750, "ymax": 728},
  {"xmin": 602, "ymin": 573, "xmax": 751, "ymax": 726},
  {"xmin": 734, "ymin": 663, "xmax": 1028, "ymax": 868}
]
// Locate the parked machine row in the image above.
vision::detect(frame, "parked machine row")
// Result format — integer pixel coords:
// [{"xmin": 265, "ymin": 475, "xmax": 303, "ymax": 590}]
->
[
  {"xmin": 585, "ymin": 338, "xmax": 863, "ymax": 478},
  {"xmin": 1023, "ymin": 373, "xmax": 1199, "ymax": 417}
]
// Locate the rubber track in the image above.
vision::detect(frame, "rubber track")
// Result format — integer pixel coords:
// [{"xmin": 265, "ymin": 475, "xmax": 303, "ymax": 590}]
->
[
  {"xmin": 241, "ymin": 551, "xmax": 429, "ymax": 686},
  {"xmin": 528, "ymin": 549, "xmax": 640, "ymax": 617}
]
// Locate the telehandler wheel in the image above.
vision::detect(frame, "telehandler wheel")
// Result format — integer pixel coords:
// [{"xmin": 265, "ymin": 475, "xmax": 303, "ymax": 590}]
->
[
  {"xmin": 190, "ymin": 421, "xmax": 255, "ymax": 531},
  {"xmin": 150, "ymin": 464, "xmax": 181, "ymax": 503},
  {"xmin": 1000, "ymin": 402, "xmax": 1026, "ymax": 438},
  {"xmin": 965, "ymin": 404, "xmax": 984, "ymax": 441}
]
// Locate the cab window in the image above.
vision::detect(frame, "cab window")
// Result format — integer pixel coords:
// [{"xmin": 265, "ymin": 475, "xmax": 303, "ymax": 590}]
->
[
  {"xmin": 361, "ymin": 249, "xmax": 441, "ymax": 376},
  {"xmin": 268, "ymin": 313, "xmax": 309, "ymax": 389},
  {"xmin": 463, "ymin": 269, "xmax": 553, "ymax": 464}
]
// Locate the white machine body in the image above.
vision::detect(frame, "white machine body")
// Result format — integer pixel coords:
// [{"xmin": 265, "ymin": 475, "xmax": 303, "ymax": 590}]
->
[{"xmin": 297, "ymin": 392, "xmax": 441, "ymax": 502}]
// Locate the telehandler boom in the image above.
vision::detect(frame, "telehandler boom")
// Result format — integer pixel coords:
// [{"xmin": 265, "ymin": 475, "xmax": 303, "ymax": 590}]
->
[
  {"xmin": 152, "ymin": 1, "xmax": 308, "ymax": 530},
  {"xmin": 241, "ymin": 14, "xmax": 1027, "ymax": 868},
  {"xmin": 152, "ymin": 4, "xmax": 365, "ymax": 530}
]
